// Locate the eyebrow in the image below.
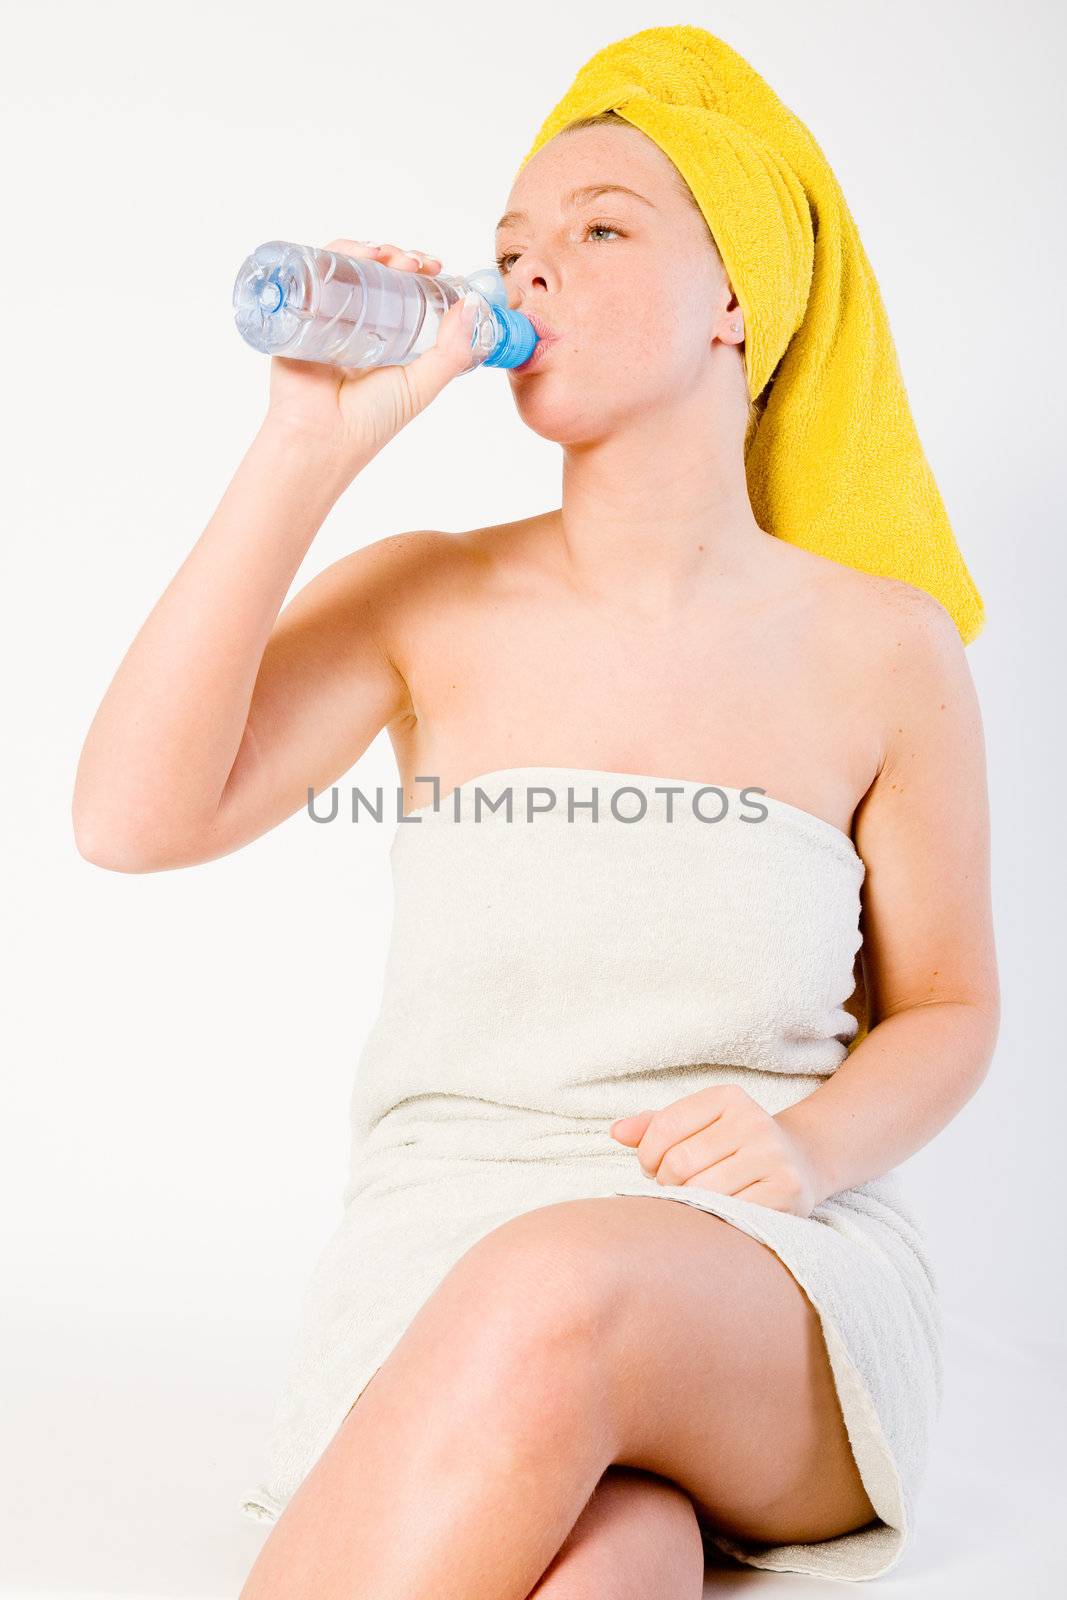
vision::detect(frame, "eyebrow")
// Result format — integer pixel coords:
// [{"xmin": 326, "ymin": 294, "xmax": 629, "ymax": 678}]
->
[{"xmin": 494, "ymin": 183, "xmax": 654, "ymax": 235}]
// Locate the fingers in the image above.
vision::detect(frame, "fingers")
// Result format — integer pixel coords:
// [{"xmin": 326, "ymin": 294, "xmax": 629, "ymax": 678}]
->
[
  {"xmin": 318, "ymin": 238, "xmax": 467, "ymax": 399},
  {"xmin": 396, "ymin": 247, "xmax": 441, "ymax": 273},
  {"xmin": 324, "ymin": 239, "xmax": 442, "ymax": 274}
]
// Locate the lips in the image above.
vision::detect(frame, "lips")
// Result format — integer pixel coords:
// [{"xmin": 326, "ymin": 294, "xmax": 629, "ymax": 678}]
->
[
  {"xmin": 513, "ymin": 311, "xmax": 560, "ymax": 371},
  {"xmin": 523, "ymin": 312, "xmax": 559, "ymax": 345},
  {"xmin": 513, "ymin": 340, "xmax": 553, "ymax": 373}
]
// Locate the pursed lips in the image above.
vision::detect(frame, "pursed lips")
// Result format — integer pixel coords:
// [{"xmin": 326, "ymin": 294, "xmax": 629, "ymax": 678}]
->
[{"xmin": 522, "ymin": 312, "xmax": 560, "ymax": 344}]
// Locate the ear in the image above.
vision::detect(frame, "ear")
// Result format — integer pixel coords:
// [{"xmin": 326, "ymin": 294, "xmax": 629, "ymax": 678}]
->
[{"xmin": 716, "ymin": 288, "xmax": 744, "ymax": 345}]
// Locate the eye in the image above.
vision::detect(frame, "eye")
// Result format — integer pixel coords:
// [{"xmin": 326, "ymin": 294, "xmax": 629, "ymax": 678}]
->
[{"xmin": 495, "ymin": 221, "xmax": 624, "ymax": 275}]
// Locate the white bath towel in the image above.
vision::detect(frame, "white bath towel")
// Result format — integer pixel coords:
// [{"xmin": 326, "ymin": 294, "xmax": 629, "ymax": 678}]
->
[{"xmin": 239, "ymin": 766, "xmax": 942, "ymax": 1583}]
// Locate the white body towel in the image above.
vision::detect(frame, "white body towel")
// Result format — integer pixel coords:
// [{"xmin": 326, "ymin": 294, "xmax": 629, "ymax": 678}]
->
[{"xmin": 239, "ymin": 767, "xmax": 942, "ymax": 1583}]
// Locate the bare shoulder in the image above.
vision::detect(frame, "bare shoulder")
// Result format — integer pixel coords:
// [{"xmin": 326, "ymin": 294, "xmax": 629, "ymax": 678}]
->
[
  {"xmin": 810, "ymin": 560, "xmax": 974, "ymax": 716},
  {"xmin": 334, "ymin": 526, "xmax": 465, "ymax": 586},
  {"xmin": 354, "ymin": 514, "xmax": 545, "ymax": 623},
  {"xmin": 855, "ymin": 569, "xmax": 966, "ymax": 649},
  {"xmin": 346, "ymin": 519, "xmax": 519, "ymax": 586},
  {"xmin": 328, "ymin": 526, "xmax": 476, "ymax": 634},
  {"xmin": 832, "ymin": 568, "xmax": 988, "ymax": 855},
  {"xmin": 845, "ymin": 570, "xmax": 975, "ymax": 727},
  {"xmin": 343, "ymin": 521, "xmax": 516, "ymax": 698},
  {"xmin": 804, "ymin": 551, "xmax": 959, "ymax": 652}
]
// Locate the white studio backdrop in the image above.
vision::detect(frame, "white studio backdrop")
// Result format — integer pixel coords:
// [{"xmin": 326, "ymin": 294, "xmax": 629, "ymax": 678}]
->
[{"xmin": 2, "ymin": 2, "xmax": 1064, "ymax": 1595}]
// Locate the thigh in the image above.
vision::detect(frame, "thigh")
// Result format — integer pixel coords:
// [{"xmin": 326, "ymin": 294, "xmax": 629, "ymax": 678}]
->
[
  {"xmin": 527, "ymin": 1465, "xmax": 705, "ymax": 1600},
  {"xmin": 475, "ymin": 1194, "xmax": 878, "ymax": 1549}
]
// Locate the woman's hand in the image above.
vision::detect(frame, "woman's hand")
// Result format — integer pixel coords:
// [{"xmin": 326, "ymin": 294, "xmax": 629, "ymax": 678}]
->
[
  {"xmin": 610, "ymin": 1083, "xmax": 832, "ymax": 1218},
  {"xmin": 265, "ymin": 239, "xmax": 478, "ymax": 464}
]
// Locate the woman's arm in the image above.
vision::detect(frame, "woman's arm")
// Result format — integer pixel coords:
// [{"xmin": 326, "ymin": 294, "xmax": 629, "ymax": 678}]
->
[
  {"xmin": 774, "ymin": 582, "xmax": 1001, "ymax": 1201},
  {"xmin": 72, "ymin": 419, "xmax": 436, "ymax": 873},
  {"xmin": 72, "ymin": 239, "xmax": 478, "ymax": 875}
]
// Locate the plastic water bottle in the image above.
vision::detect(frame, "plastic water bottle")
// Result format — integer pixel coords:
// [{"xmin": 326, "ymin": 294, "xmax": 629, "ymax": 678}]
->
[{"xmin": 232, "ymin": 241, "xmax": 538, "ymax": 376}]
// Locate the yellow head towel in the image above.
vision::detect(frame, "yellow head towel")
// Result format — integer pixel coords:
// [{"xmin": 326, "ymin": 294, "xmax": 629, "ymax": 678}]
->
[{"xmin": 517, "ymin": 25, "xmax": 986, "ymax": 644}]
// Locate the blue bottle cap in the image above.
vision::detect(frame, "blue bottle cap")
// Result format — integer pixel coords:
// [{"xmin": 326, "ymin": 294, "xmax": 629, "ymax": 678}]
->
[
  {"xmin": 462, "ymin": 265, "xmax": 539, "ymax": 369},
  {"xmin": 482, "ymin": 306, "xmax": 539, "ymax": 368}
]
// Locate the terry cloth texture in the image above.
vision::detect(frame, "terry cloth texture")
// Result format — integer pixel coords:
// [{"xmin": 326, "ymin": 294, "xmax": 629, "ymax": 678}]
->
[
  {"xmin": 239, "ymin": 769, "xmax": 944, "ymax": 1583},
  {"xmin": 515, "ymin": 25, "xmax": 985, "ymax": 644}
]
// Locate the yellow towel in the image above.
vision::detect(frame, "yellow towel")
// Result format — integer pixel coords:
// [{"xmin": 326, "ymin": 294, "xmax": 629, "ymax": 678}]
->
[{"xmin": 516, "ymin": 25, "xmax": 986, "ymax": 644}]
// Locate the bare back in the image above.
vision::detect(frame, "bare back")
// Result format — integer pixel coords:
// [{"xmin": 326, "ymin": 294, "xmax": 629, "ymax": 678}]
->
[{"xmin": 382, "ymin": 514, "xmax": 897, "ymax": 838}]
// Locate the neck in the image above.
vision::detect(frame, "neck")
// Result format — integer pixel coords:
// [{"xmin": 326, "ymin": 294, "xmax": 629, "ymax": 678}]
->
[{"xmin": 552, "ymin": 388, "xmax": 768, "ymax": 622}]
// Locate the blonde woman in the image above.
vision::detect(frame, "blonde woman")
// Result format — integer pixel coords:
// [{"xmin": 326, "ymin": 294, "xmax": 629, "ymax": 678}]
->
[{"xmin": 74, "ymin": 27, "xmax": 997, "ymax": 1600}]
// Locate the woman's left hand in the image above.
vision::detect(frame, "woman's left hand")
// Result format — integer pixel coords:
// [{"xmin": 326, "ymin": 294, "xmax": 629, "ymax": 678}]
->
[{"xmin": 609, "ymin": 1084, "xmax": 831, "ymax": 1218}]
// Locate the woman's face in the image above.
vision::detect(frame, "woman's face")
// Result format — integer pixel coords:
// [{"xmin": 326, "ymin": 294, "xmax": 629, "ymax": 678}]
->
[{"xmin": 494, "ymin": 122, "xmax": 731, "ymax": 445}]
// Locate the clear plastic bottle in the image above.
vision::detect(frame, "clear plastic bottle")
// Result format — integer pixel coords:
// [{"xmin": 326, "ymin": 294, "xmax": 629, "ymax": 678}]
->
[{"xmin": 232, "ymin": 241, "xmax": 538, "ymax": 376}]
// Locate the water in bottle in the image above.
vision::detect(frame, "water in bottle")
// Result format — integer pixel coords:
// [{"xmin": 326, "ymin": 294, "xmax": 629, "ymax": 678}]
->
[{"xmin": 232, "ymin": 241, "xmax": 538, "ymax": 374}]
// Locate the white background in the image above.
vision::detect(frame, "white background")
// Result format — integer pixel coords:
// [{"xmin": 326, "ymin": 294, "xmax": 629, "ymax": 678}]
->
[{"xmin": 3, "ymin": 1, "xmax": 1064, "ymax": 1594}]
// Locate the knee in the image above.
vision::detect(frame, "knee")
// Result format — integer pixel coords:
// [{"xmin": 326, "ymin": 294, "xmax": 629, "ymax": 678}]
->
[{"xmin": 440, "ymin": 1204, "xmax": 626, "ymax": 1428}]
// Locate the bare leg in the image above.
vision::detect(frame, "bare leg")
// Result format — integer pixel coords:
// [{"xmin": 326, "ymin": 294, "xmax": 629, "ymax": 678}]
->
[
  {"xmin": 525, "ymin": 1466, "xmax": 705, "ymax": 1599},
  {"xmin": 239, "ymin": 1232, "xmax": 623, "ymax": 1600},
  {"xmin": 239, "ymin": 1196, "xmax": 876, "ymax": 1600}
]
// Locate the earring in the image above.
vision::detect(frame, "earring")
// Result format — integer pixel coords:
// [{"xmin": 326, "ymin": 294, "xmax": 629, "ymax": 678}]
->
[{"xmin": 731, "ymin": 322, "xmax": 741, "ymax": 335}]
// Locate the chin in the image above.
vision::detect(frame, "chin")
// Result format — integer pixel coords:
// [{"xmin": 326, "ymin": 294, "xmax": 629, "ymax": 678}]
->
[{"xmin": 510, "ymin": 381, "xmax": 638, "ymax": 446}]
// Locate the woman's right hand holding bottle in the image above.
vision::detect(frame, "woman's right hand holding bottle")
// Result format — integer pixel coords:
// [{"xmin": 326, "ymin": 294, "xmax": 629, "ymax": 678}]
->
[{"xmin": 264, "ymin": 238, "xmax": 479, "ymax": 465}]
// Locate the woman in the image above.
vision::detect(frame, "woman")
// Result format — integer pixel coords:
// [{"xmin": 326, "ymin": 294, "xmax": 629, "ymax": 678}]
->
[{"xmin": 73, "ymin": 26, "xmax": 998, "ymax": 1598}]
